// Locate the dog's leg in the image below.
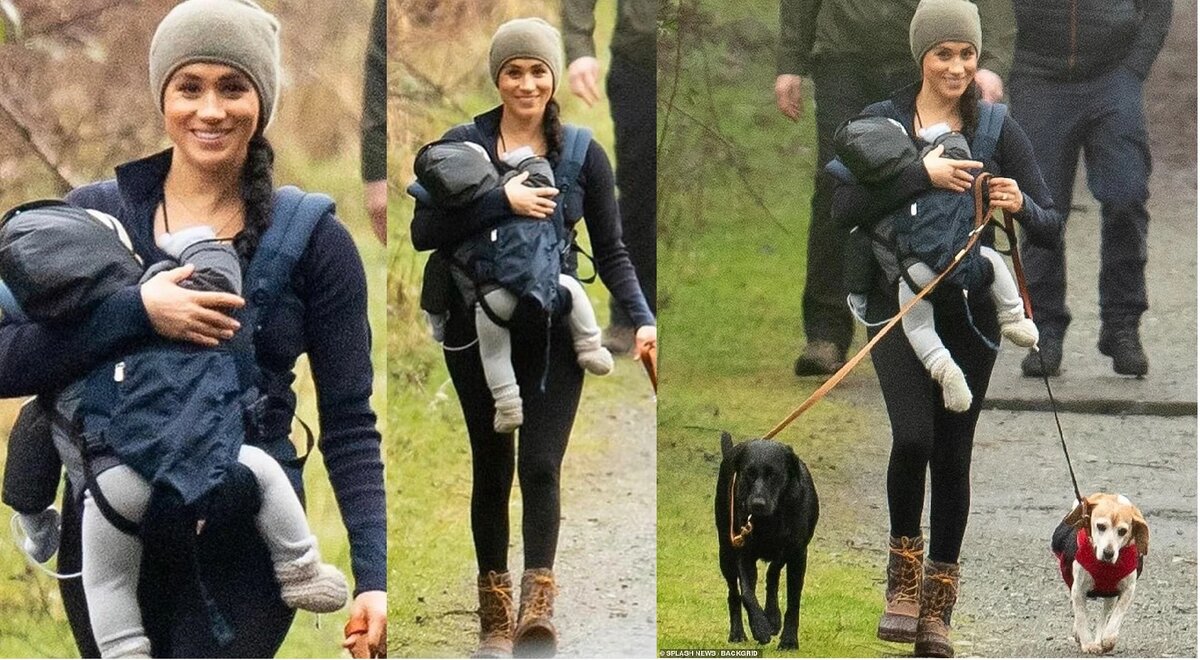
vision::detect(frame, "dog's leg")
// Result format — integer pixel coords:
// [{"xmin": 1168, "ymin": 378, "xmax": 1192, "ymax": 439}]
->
[
  {"xmin": 1072, "ymin": 565, "xmax": 1100, "ymax": 653},
  {"xmin": 777, "ymin": 550, "xmax": 807, "ymax": 650},
  {"xmin": 721, "ymin": 545, "xmax": 746, "ymax": 643},
  {"xmin": 738, "ymin": 556, "xmax": 773, "ymax": 644},
  {"xmin": 765, "ymin": 560, "xmax": 783, "ymax": 635},
  {"xmin": 1100, "ymin": 576, "xmax": 1137, "ymax": 653}
]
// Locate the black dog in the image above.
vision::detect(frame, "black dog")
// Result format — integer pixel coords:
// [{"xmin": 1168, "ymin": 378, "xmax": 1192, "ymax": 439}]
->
[{"xmin": 714, "ymin": 432, "xmax": 819, "ymax": 649}]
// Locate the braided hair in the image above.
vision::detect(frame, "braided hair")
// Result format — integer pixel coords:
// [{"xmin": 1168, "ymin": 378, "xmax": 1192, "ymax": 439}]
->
[
  {"xmin": 235, "ymin": 134, "xmax": 275, "ymax": 261},
  {"xmin": 542, "ymin": 98, "xmax": 564, "ymax": 161},
  {"xmin": 959, "ymin": 79, "xmax": 981, "ymax": 138}
]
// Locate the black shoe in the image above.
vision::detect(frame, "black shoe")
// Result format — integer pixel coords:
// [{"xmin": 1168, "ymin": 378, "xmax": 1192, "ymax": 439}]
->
[
  {"xmin": 1098, "ymin": 325, "xmax": 1149, "ymax": 376},
  {"xmin": 1021, "ymin": 332, "xmax": 1063, "ymax": 377},
  {"xmin": 794, "ymin": 340, "xmax": 845, "ymax": 376}
]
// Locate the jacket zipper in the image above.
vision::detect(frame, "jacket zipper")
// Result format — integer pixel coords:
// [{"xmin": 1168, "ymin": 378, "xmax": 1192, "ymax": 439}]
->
[{"xmin": 1067, "ymin": 0, "xmax": 1078, "ymax": 72}]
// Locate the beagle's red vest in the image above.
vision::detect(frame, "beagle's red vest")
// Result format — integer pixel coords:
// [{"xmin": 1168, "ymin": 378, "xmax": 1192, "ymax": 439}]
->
[{"xmin": 1056, "ymin": 528, "xmax": 1139, "ymax": 596}]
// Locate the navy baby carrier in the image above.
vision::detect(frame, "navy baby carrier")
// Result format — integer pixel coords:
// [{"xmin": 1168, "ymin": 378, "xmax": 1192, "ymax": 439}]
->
[
  {"xmin": 831, "ymin": 100, "xmax": 1006, "ymax": 295},
  {"xmin": 0, "ymin": 188, "xmax": 331, "ymax": 533},
  {"xmin": 409, "ymin": 124, "xmax": 593, "ymax": 326}
]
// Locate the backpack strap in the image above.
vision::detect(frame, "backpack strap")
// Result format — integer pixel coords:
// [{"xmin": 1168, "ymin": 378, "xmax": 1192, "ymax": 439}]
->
[
  {"xmin": 553, "ymin": 125, "xmax": 597, "ymax": 281},
  {"xmin": 240, "ymin": 186, "xmax": 332, "ymax": 467},
  {"xmin": 970, "ymin": 101, "xmax": 1006, "ymax": 163}
]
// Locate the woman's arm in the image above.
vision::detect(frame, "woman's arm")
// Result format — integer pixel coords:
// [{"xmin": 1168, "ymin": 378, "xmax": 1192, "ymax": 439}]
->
[
  {"xmin": 995, "ymin": 115, "xmax": 1064, "ymax": 248},
  {"xmin": 578, "ymin": 140, "xmax": 654, "ymax": 328},
  {"xmin": 299, "ymin": 215, "xmax": 386, "ymax": 595}
]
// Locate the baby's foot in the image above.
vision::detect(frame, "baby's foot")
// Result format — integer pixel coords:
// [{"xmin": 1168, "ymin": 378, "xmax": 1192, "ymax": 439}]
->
[
  {"xmin": 929, "ymin": 354, "xmax": 972, "ymax": 412},
  {"xmin": 575, "ymin": 337, "xmax": 614, "ymax": 376},
  {"xmin": 275, "ymin": 546, "xmax": 348, "ymax": 613},
  {"xmin": 493, "ymin": 396, "xmax": 523, "ymax": 433},
  {"xmin": 999, "ymin": 309, "xmax": 1039, "ymax": 348}
]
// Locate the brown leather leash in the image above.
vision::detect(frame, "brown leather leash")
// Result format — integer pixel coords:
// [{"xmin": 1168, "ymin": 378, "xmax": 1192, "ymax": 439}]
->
[
  {"xmin": 639, "ymin": 341, "xmax": 658, "ymax": 394},
  {"xmin": 764, "ymin": 174, "xmax": 1004, "ymax": 440},
  {"xmin": 728, "ymin": 472, "xmax": 754, "ymax": 548}
]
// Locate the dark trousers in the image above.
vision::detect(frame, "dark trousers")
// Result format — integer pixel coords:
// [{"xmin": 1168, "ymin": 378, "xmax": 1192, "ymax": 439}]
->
[
  {"xmin": 445, "ymin": 321, "xmax": 584, "ymax": 573},
  {"xmin": 869, "ymin": 291, "xmax": 999, "ymax": 563},
  {"xmin": 607, "ymin": 54, "xmax": 657, "ymax": 325},
  {"xmin": 1009, "ymin": 68, "xmax": 1152, "ymax": 332},
  {"xmin": 807, "ymin": 58, "xmax": 917, "ymax": 353}
]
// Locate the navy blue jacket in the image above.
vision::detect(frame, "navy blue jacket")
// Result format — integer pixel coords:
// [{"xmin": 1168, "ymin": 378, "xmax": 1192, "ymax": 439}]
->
[
  {"xmin": 0, "ymin": 150, "xmax": 385, "ymax": 595},
  {"xmin": 1011, "ymin": 0, "xmax": 1172, "ymax": 81},
  {"xmin": 411, "ymin": 106, "xmax": 655, "ymax": 334}
]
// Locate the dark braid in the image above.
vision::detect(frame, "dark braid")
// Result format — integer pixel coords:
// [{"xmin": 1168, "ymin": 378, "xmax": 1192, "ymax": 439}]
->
[
  {"xmin": 959, "ymin": 79, "xmax": 981, "ymax": 138},
  {"xmin": 542, "ymin": 98, "xmax": 563, "ymax": 161},
  {"xmin": 236, "ymin": 134, "xmax": 275, "ymax": 261}
]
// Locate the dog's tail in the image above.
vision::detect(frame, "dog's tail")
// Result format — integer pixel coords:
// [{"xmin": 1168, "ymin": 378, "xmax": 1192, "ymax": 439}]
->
[{"xmin": 720, "ymin": 431, "xmax": 734, "ymax": 456}]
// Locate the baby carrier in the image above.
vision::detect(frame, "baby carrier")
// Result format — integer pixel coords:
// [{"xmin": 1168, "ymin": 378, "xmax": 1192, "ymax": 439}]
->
[
  {"xmin": 0, "ymin": 188, "xmax": 331, "ymax": 531},
  {"xmin": 409, "ymin": 124, "xmax": 593, "ymax": 327},
  {"xmin": 831, "ymin": 100, "xmax": 1007, "ymax": 297}
]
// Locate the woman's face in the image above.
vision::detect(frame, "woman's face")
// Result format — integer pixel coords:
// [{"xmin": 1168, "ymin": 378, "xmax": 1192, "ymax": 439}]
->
[
  {"xmin": 497, "ymin": 58, "xmax": 553, "ymax": 122},
  {"xmin": 163, "ymin": 62, "xmax": 260, "ymax": 172},
  {"xmin": 921, "ymin": 41, "xmax": 977, "ymax": 101}
]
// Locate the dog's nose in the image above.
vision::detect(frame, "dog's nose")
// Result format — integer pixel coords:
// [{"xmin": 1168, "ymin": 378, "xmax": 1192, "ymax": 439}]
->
[
  {"xmin": 1102, "ymin": 548, "xmax": 1115, "ymax": 562},
  {"xmin": 749, "ymin": 497, "xmax": 768, "ymax": 516}
]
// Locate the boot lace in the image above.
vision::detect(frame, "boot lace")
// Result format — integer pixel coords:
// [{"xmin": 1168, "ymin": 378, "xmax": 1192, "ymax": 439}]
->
[
  {"xmin": 478, "ymin": 572, "xmax": 514, "ymax": 636},
  {"xmin": 886, "ymin": 536, "xmax": 923, "ymax": 604},
  {"xmin": 522, "ymin": 572, "xmax": 558, "ymax": 621},
  {"xmin": 921, "ymin": 565, "xmax": 960, "ymax": 625}
]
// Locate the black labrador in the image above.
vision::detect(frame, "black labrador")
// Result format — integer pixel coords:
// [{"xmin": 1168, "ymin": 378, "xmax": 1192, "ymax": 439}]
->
[{"xmin": 714, "ymin": 432, "xmax": 819, "ymax": 649}]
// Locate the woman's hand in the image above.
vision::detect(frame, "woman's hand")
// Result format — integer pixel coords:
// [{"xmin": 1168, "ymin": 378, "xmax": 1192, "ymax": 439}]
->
[
  {"xmin": 140, "ymin": 264, "xmax": 244, "ymax": 346},
  {"xmin": 343, "ymin": 590, "xmax": 387, "ymax": 658},
  {"xmin": 634, "ymin": 325, "xmax": 657, "ymax": 359},
  {"xmin": 988, "ymin": 177, "xmax": 1025, "ymax": 214},
  {"xmin": 923, "ymin": 144, "xmax": 983, "ymax": 193},
  {"xmin": 504, "ymin": 172, "xmax": 558, "ymax": 219}
]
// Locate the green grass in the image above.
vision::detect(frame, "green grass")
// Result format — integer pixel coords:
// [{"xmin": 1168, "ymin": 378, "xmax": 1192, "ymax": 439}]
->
[
  {"xmin": 386, "ymin": 2, "xmax": 631, "ymax": 656},
  {"xmin": 656, "ymin": 2, "xmax": 909, "ymax": 656}
]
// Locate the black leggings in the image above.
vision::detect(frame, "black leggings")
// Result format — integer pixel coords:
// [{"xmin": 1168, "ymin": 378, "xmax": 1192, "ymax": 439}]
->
[
  {"xmin": 445, "ymin": 320, "xmax": 583, "ymax": 573},
  {"xmin": 869, "ymin": 291, "xmax": 999, "ymax": 564}
]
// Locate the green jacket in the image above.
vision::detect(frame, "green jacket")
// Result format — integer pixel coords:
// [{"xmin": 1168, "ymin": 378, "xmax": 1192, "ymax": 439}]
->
[
  {"xmin": 562, "ymin": 0, "xmax": 655, "ymax": 68},
  {"xmin": 778, "ymin": 0, "xmax": 1014, "ymax": 79},
  {"xmin": 360, "ymin": 0, "xmax": 386, "ymax": 182}
]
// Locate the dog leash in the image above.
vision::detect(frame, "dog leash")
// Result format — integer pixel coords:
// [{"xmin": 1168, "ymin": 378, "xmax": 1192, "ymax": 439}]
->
[
  {"xmin": 995, "ymin": 214, "xmax": 1086, "ymax": 508},
  {"xmin": 765, "ymin": 174, "xmax": 997, "ymax": 440},
  {"xmin": 728, "ymin": 472, "xmax": 754, "ymax": 548},
  {"xmin": 639, "ymin": 341, "xmax": 658, "ymax": 394}
]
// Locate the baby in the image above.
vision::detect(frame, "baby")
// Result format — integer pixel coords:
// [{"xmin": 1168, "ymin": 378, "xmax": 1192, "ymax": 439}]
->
[
  {"xmin": 0, "ymin": 202, "xmax": 346, "ymax": 659},
  {"xmin": 416, "ymin": 141, "xmax": 612, "ymax": 433}
]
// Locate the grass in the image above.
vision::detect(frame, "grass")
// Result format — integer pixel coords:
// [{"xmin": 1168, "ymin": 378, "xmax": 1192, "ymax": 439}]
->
[
  {"xmin": 386, "ymin": 2, "xmax": 635, "ymax": 656},
  {"xmin": 656, "ymin": 1, "xmax": 909, "ymax": 656}
]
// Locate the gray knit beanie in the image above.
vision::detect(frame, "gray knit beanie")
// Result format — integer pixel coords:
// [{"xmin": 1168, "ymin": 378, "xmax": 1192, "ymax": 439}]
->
[
  {"xmin": 488, "ymin": 18, "xmax": 563, "ymax": 92},
  {"xmin": 149, "ymin": 0, "xmax": 281, "ymax": 131},
  {"xmin": 909, "ymin": 0, "xmax": 982, "ymax": 63}
]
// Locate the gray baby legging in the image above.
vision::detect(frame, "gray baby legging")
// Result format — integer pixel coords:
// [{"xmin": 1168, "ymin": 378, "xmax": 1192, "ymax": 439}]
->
[
  {"xmin": 82, "ymin": 445, "xmax": 316, "ymax": 658},
  {"xmin": 476, "ymin": 274, "xmax": 601, "ymax": 404},
  {"xmin": 899, "ymin": 246, "xmax": 1023, "ymax": 367}
]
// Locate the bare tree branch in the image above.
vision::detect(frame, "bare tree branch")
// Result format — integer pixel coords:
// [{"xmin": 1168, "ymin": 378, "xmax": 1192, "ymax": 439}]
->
[{"xmin": 0, "ymin": 93, "xmax": 76, "ymax": 191}]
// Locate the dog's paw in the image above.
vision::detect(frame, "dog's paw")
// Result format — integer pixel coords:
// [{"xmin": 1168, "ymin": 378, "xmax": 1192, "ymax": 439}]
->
[
  {"xmin": 728, "ymin": 629, "xmax": 747, "ymax": 644},
  {"xmin": 777, "ymin": 634, "xmax": 799, "ymax": 650},
  {"xmin": 749, "ymin": 613, "xmax": 774, "ymax": 645},
  {"xmin": 1081, "ymin": 642, "xmax": 1103, "ymax": 654},
  {"xmin": 1100, "ymin": 636, "xmax": 1118, "ymax": 653},
  {"xmin": 766, "ymin": 605, "xmax": 782, "ymax": 635}
]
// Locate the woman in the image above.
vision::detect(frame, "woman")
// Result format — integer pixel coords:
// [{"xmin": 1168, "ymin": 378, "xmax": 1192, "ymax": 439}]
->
[
  {"xmin": 830, "ymin": 0, "xmax": 1062, "ymax": 656},
  {"xmin": 0, "ymin": 0, "xmax": 386, "ymax": 656},
  {"xmin": 411, "ymin": 17, "xmax": 655, "ymax": 659}
]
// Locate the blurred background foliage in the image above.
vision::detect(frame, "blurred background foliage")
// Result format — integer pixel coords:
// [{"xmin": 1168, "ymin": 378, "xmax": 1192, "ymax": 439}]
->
[{"xmin": 0, "ymin": 0, "xmax": 384, "ymax": 657}]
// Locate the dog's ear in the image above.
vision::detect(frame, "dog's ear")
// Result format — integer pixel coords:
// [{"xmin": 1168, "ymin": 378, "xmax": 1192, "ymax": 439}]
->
[
  {"xmin": 1130, "ymin": 505, "xmax": 1150, "ymax": 556},
  {"xmin": 1063, "ymin": 494, "xmax": 1104, "ymax": 529},
  {"xmin": 786, "ymin": 445, "xmax": 802, "ymax": 483},
  {"xmin": 720, "ymin": 431, "xmax": 734, "ymax": 457}
]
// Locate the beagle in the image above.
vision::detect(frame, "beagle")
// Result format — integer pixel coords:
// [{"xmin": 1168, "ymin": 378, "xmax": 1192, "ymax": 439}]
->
[{"xmin": 1051, "ymin": 493, "xmax": 1149, "ymax": 654}]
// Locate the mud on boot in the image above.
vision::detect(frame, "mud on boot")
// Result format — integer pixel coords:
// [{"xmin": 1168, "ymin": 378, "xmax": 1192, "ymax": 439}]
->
[
  {"xmin": 513, "ymin": 568, "xmax": 557, "ymax": 658},
  {"xmin": 928, "ymin": 354, "xmax": 972, "ymax": 413},
  {"xmin": 274, "ymin": 546, "xmax": 348, "ymax": 613},
  {"xmin": 915, "ymin": 559, "xmax": 960, "ymax": 657},
  {"xmin": 473, "ymin": 571, "xmax": 515, "ymax": 659},
  {"xmin": 878, "ymin": 534, "xmax": 923, "ymax": 643}
]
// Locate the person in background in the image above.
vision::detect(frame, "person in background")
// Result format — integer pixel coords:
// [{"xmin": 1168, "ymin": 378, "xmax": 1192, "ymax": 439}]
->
[
  {"xmin": 362, "ymin": 0, "xmax": 387, "ymax": 244},
  {"xmin": 562, "ymin": 0, "xmax": 656, "ymax": 355},
  {"xmin": 1009, "ymin": 0, "xmax": 1172, "ymax": 378},
  {"xmin": 776, "ymin": 0, "xmax": 1014, "ymax": 376}
]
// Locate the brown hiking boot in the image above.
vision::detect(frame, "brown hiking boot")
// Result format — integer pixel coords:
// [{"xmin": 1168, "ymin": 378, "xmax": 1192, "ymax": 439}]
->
[
  {"xmin": 473, "ymin": 571, "xmax": 515, "ymax": 659},
  {"xmin": 794, "ymin": 340, "xmax": 845, "ymax": 376},
  {"xmin": 877, "ymin": 534, "xmax": 924, "ymax": 643},
  {"xmin": 513, "ymin": 568, "xmax": 557, "ymax": 658},
  {"xmin": 915, "ymin": 559, "xmax": 960, "ymax": 657}
]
